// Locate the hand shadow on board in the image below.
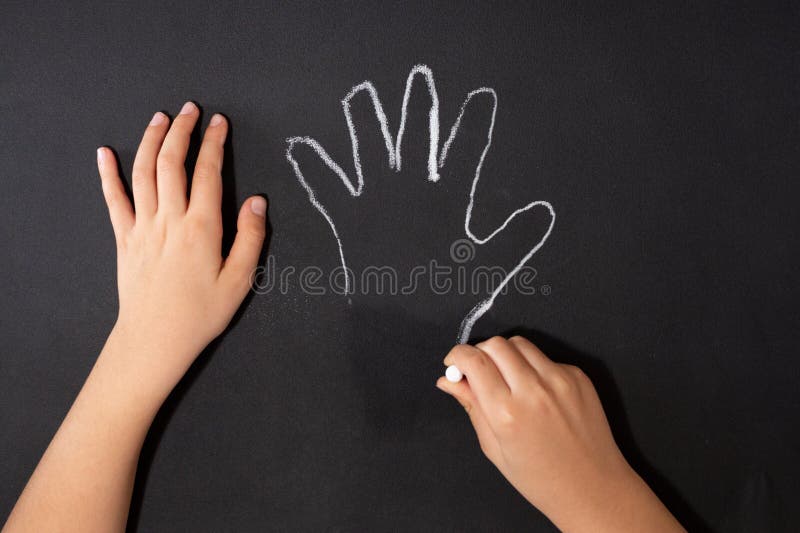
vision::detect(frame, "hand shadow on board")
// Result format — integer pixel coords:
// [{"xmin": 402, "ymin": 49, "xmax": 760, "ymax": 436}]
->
[
  {"xmin": 120, "ymin": 108, "xmax": 272, "ymax": 532},
  {"xmin": 499, "ymin": 326, "xmax": 712, "ymax": 533}
]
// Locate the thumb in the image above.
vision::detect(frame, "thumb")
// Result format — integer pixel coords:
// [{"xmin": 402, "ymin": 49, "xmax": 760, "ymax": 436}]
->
[
  {"xmin": 436, "ymin": 376, "xmax": 502, "ymax": 462},
  {"xmin": 220, "ymin": 196, "xmax": 267, "ymax": 296}
]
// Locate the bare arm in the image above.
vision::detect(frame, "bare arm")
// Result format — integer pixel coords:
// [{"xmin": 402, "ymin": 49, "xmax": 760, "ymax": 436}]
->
[
  {"xmin": 3, "ymin": 103, "xmax": 267, "ymax": 532},
  {"xmin": 437, "ymin": 336, "xmax": 685, "ymax": 533}
]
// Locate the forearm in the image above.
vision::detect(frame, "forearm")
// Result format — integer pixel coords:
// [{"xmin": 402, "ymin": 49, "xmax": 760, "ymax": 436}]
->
[
  {"xmin": 5, "ymin": 104, "xmax": 264, "ymax": 532},
  {"xmin": 547, "ymin": 465, "xmax": 685, "ymax": 533},
  {"xmin": 4, "ymin": 326, "xmax": 176, "ymax": 533},
  {"xmin": 438, "ymin": 338, "xmax": 683, "ymax": 533}
]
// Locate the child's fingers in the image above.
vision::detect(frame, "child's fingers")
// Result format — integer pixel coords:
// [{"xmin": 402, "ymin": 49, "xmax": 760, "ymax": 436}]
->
[
  {"xmin": 475, "ymin": 336, "xmax": 540, "ymax": 391},
  {"xmin": 156, "ymin": 101, "xmax": 198, "ymax": 216},
  {"xmin": 219, "ymin": 196, "xmax": 267, "ymax": 295},
  {"xmin": 131, "ymin": 111, "xmax": 169, "ymax": 217},
  {"xmin": 436, "ymin": 373, "xmax": 478, "ymax": 412},
  {"xmin": 443, "ymin": 344, "xmax": 510, "ymax": 409},
  {"xmin": 436, "ymin": 376, "xmax": 502, "ymax": 461},
  {"xmin": 507, "ymin": 336, "xmax": 558, "ymax": 377},
  {"xmin": 97, "ymin": 147, "xmax": 134, "ymax": 240},
  {"xmin": 188, "ymin": 114, "xmax": 227, "ymax": 221}
]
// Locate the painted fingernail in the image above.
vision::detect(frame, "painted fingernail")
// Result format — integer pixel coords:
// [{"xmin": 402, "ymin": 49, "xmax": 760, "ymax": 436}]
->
[
  {"xmin": 149, "ymin": 111, "xmax": 166, "ymax": 125},
  {"xmin": 209, "ymin": 113, "xmax": 224, "ymax": 126},
  {"xmin": 250, "ymin": 197, "xmax": 267, "ymax": 216},
  {"xmin": 96, "ymin": 147, "xmax": 105, "ymax": 162},
  {"xmin": 179, "ymin": 101, "xmax": 196, "ymax": 115}
]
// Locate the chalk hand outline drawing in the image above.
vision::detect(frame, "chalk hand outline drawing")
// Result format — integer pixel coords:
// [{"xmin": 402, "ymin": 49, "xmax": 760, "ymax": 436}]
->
[{"xmin": 286, "ymin": 64, "xmax": 556, "ymax": 343}]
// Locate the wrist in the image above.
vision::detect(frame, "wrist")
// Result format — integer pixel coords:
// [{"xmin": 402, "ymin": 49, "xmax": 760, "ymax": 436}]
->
[
  {"xmin": 546, "ymin": 461, "xmax": 682, "ymax": 533},
  {"xmin": 540, "ymin": 458, "xmax": 634, "ymax": 531},
  {"xmin": 70, "ymin": 331, "xmax": 167, "ymax": 441},
  {"xmin": 98, "ymin": 322, "xmax": 199, "ymax": 413}
]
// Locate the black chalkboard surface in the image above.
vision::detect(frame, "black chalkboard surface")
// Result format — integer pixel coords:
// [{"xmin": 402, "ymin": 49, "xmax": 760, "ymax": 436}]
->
[{"xmin": 2, "ymin": 2, "xmax": 798, "ymax": 531}]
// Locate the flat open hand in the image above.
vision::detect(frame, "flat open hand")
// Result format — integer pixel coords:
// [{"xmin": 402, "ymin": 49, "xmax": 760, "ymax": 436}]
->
[{"xmin": 97, "ymin": 102, "xmax": 267, "ymax": 397}]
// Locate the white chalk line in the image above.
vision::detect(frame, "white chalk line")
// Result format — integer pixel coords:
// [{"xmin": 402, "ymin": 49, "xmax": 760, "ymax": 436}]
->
[{"xmin": 286, "ymin": 64, "xmax": 556, "ymax": 343}]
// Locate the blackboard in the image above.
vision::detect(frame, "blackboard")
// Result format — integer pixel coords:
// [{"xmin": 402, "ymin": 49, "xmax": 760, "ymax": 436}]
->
[{"xmin": 2, "ymin": 2, "xmax": 798, "ymax": 531}]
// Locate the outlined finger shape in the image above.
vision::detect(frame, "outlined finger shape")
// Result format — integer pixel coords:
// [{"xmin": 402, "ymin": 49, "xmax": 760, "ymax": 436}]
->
[
  {"xmin": 439, "ymin": 90, "xmax": 557, "ymax": 343},
  {"xmin": 285, "ymin": 65, "xmax": 442, "ymax": 293},
  {"xmin": 438, "ymin": 87, "xmax": 496, "ymax": 194}
]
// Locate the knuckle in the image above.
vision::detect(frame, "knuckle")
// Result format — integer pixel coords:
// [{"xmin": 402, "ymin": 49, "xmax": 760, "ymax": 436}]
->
[
  {"xmin": 238, "ymin": 229, "xmax": 265, "ymax": 251},
  {"xmin": 477, "ymin": 335, "xmax": 506, "ymax": 353},
  {"xmin": 493, "ymin": 401, "xmax": 517, "ymax": 429},
  {"xmin": 447, "ymin": 344, "xmax": 474, "ymax": 363},
  {"xmin": 131, "ymin": 164, "xmax": 150, "ymax": 184},
  {"xmin": 471, "ymin": 350, "xmax": 490, "ymax": 369},
  {"xmin": 527, "ymin": 388, "xmax": 551, "ymax": 414},
  {"xmin": 565, "ymin": 364, "xmax": 590, "ymax": 384},
  {"xmin": 509, "ymin": 335, "xmax": 533, "ymax": 349},
  {"xmin": 182, "ymin": 215, "xmax": 211, "ymax": 241},
  {"xmin": 193, "ymin": 163, "xmax": 219, "ymax": 182},
  {"xmin": 549, "ymin": 372, "xmax": 572, "ymax": 394},
  {"xmin": 156, "ymin": 151, "xmax": 179, "ymax": 173},
  {"xmin": 187, "ymin": 211, "xmax": 218, "ymax": 231},
  {"xmin": 486, "ymin": 335, "xmax": 507, "ymax": 348},
  {"xmin": 246, "ymin": 223, "xmax": 266, "ymax": 241}
]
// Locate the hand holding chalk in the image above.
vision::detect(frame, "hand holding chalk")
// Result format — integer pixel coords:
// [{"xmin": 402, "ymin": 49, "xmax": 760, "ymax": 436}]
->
[
  {"xmin": 445, "ymin": 365, "xmax": 463, "ymax": 382},
  {"xmin": 436, "ymin": 337, "xmax": 683, "ymax": 532}
]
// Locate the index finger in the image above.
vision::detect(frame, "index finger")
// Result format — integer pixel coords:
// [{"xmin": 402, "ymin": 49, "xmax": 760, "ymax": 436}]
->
[{"xmin": 444, "ymin": 344, "xmax": 509, "ymax": 410}]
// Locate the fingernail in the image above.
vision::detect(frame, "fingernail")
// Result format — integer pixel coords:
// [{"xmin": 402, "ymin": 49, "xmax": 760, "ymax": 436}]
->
[
  {"xmin": 179, "ymin": 101, "xmax": 196, "ymax": 115},
  {"xmin": 149, "ymin": 111, "xmax": 166, "ymax": 125},
  {"xmin": 250, "ymin": 197, "xmax": 267, "ymax": 216},
  {"xmin": 97, "ymin": 147, "xmax": 105, "ymax": 162},
  {"xmin": 209, "ymin": 113, "xmax": 224, "ymax": 126}
]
